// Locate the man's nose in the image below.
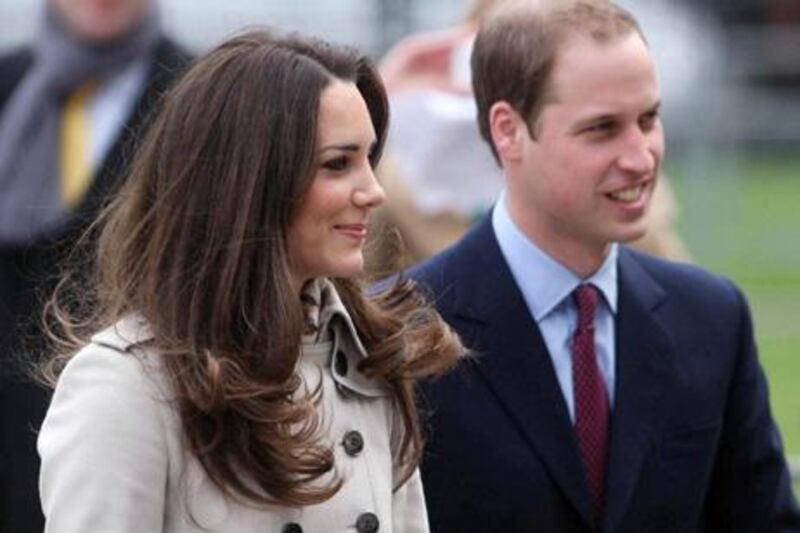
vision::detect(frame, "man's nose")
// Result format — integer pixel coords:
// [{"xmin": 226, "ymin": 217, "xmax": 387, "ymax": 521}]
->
[{"xmin": 617, "ymin": 129, "xmax": 659, "ymax": 175}]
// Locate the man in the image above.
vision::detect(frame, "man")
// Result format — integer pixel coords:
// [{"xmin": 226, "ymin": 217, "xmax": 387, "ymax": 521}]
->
[
  {"xmin": 0, "ymin": 1, "xmax": 188, "ymax": 530},
  {"xmin": 409, "ymin": 1, "xmax": 800, "ymax": 531},
  {"xmin": 371, "ymin": 0, "xmax": 692, "ymax": 278}
]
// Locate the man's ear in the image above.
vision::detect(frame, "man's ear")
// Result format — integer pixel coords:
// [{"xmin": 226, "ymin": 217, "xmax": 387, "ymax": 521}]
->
[{"xmin": 489, "ymin": 101, "xmax": 527, "ymax": 163}]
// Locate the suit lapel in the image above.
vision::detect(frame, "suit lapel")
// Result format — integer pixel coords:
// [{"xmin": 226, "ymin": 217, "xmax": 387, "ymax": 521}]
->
[
  {"xmin": 450, "ymin": 218, "xmax": 594, "ymax": 527},
  {"xmin": 602, "ymin": 249, "xmax": 672, "ymax": 532}
]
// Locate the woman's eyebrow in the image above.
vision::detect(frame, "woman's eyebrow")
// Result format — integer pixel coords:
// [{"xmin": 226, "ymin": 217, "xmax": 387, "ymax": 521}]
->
[
  {"xmin": 319, "ymin": 138, "xmax": 377, "ymax": 152},
  {"xmin": 320, "ymin": 143, "xmax": 360, "ymax": 152}
]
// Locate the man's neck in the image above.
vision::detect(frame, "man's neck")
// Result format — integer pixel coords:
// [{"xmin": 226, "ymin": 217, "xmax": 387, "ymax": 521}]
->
[{"xmin": 505, "ymin": 196, "xmax": 610, "ymax": 279}]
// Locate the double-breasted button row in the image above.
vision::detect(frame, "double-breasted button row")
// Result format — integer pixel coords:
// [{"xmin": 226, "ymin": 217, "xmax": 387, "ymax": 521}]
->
[
  {"xmin": 356, "ymin": 512, "xmax": 380, "ymax": 533},
  {"xmin": 342, "ymin": 430, "xmax": 364, "ymax": 456},
  {"xmin": 282, "ymin": 512, "xmax": 379, "ymax": 533}
]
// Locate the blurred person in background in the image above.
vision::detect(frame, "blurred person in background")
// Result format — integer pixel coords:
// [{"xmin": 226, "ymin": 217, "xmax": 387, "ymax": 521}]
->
[
  {"xmin": 371, "ymin": 0, "xmax": 690, "ymax": 273},
  {"xmin": 37, "ymin": 29, "xmax": 460, "ymax": 533},
  {"xmin": 0, "ymin": 0, "xmax": 188, "ymax": 531},
  {"xmin": 409, "ymin": 0, "xmax": 800, "ymax": 530}
]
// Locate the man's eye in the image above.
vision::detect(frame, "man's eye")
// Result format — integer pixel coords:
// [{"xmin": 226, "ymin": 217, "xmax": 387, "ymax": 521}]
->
[
  {"xmin": 586, "ymin": 122, "xmax": 615, "ymax": 134},
  {"xmin": 639, "ymin": 110, "xmax": 660, "ymax": 130},
  {"xmin": 323, "ymin": 156, "xmax": 349, "ymax": 171}
]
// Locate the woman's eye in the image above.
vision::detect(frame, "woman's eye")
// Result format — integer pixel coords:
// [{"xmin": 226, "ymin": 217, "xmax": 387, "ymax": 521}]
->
[
  {"xmin": 323, "ymin": 156, "xmax": 349, "ymax": 171},
  {"xmin": 367, "ymin": 144, "xmax": 379, "ymax": 166}
]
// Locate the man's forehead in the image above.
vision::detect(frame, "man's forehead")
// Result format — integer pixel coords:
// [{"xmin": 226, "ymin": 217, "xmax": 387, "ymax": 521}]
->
[
  {"xmin": 542, "ymin": 32, "xmax": 659, "ymax": 111},
  {"xmin": 552, "ymin": 33, "xmax": 653, "ymax": 82}
]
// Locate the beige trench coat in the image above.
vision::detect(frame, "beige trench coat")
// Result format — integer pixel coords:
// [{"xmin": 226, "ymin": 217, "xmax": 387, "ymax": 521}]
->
[{"xmin": 39, "ymin": 280, "xmax": 429, "ymax": 533}]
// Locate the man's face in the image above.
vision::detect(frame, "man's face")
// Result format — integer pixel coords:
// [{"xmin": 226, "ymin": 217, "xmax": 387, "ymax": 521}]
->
[
  {"xmin": 507, "ymin": 32, "xmax": 664, "ymax": 266},
  {"xmin": 51, "ymin": 0, "xmax": 152, "ymax": 43}
]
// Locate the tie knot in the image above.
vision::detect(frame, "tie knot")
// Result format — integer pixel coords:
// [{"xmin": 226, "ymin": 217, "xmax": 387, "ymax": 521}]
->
[{"xmin": 573, "ymin": 284, "xmax": 598, "ymax": 325}]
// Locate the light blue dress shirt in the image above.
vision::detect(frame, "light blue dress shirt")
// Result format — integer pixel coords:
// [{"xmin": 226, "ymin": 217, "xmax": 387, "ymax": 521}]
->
[{"xmin": 492, "ymin": 192, "xmax": 618, "ymax": 422}]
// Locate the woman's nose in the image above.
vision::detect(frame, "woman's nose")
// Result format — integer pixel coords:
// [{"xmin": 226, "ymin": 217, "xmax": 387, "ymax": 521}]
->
[{"xmin": 353, "ymin": 167, "xmax": 386, "ymax": 209}]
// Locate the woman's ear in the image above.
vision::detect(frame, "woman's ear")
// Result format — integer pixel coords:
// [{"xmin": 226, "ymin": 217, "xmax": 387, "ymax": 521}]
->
[{"xmin": 489, "ymin": 101, "xmax": 526, "ymax": 164}]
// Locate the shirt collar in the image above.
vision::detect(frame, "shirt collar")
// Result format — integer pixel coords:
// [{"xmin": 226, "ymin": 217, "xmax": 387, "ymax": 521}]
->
[{"xmin": 492, "ymin": 191, "xmax": 618, "ymax": 321}]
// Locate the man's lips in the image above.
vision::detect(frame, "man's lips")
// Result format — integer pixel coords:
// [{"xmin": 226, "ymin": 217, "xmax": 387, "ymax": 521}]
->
[{"xmin": 605, "ymin": 181, "xmax": 651, "ymax": 204}]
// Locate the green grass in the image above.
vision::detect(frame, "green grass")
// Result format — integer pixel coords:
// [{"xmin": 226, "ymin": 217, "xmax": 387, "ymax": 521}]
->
[{"xmin": 669, "ymin": 153, "xmax": 800, "ymax": 496}]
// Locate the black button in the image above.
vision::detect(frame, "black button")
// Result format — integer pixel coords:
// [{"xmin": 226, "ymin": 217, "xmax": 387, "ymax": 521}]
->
[
  {"xmin": 334, "ymin": 350, "xmax": 349, "ymax": 376},
  {"xmin": 282, "ymin": 523, "xmax": 302, "ymax": 533},
  {"xmin": 342, "ymin": 430, "xmax": 364, "ymax": 456},
  {"xmin": 356, "ymin": 512, "xmax": 380, "ymax": 533}
]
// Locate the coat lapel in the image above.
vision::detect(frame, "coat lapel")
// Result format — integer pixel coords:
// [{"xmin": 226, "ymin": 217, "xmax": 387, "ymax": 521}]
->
[
  {"xmin": 602, "ymin": 249, "xmax": 673, "ymax": 532},
  {"xmin": 449, "ymin": 218, "xmax": 594, "ymax": 527}
]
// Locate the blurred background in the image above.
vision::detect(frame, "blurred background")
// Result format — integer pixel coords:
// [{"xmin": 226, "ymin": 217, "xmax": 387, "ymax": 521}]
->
[{"xmin": 1, "ymin": 0, "xmax": 798, "ymax": 491}]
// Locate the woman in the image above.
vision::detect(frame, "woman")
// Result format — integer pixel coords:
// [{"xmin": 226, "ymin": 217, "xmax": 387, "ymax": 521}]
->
[{"xmin": 38, "ymin": 29, "xmax": 460, "ymax": 533}]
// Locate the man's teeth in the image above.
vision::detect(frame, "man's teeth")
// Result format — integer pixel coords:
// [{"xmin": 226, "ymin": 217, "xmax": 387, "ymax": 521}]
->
[{"xmin": 609, "ymin": 185, "xmax": 643, "ymax": 202}]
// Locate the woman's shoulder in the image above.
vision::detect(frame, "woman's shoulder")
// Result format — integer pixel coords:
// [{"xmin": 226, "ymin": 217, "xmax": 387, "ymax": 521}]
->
[
  {"xmin": 42, "ymin": 317, "xmax": 176, "ymax": 463},
  {"xmin": 57, "ymin": 315, "xmax": 166, "ymax": 402},
  {"xmin": 39, "ymin": 322, "xmax": 179, "ymax": 533},
  {"xmin": 88, "ymin": 314, "xmax": 156, "ymax": 353}
]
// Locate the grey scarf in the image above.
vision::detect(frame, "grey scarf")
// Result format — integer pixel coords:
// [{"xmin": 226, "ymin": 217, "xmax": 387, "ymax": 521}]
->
[{"xmin": 0, "ymin": 5, "xmax": 161, "ymax": 245}]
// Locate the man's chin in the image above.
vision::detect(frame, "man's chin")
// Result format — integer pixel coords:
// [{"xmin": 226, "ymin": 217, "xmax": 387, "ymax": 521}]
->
[{"xmin": 614, "ymin": 225, "xmax": 649, "ymax": 245}]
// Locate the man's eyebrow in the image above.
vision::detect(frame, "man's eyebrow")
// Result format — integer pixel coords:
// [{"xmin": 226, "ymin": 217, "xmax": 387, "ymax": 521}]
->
[
  {"xmin": 570, "ymin": 113, "xmax": 619, "ymax": 132},
  {"xmin": 571, "ymin": 101, "xmax": 663, "ymax": 132},
  {"xmin": 644, "ymin": 101, "xmax": 662, "ymax": 113}
]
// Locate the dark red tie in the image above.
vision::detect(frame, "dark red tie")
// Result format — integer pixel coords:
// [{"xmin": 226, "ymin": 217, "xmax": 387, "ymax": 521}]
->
[{"xmin": 572, "ymin": 284, "xmax": 609, "ymax": 526}]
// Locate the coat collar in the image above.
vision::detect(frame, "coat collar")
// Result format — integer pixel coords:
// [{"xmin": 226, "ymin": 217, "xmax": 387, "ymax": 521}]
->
[
  {"xmin": 446, "ymin": 217, "xmax": 673, "ymax": 530},
  {"xmin": 91, "ymin": 277, "xmax": 389, "ymax": 399},
  {"xmin": 301, "ymin": 277, "xmax": 367, "ymax": 357},
  {"xmin": 301, "ymin": 277, "xmax": 389, "ymax": 398}
]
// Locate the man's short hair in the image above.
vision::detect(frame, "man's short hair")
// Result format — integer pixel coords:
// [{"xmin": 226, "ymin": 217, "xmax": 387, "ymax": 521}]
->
[{"xmin": 471, "ymin": 0, "xmax": 645, "ymax": 160}]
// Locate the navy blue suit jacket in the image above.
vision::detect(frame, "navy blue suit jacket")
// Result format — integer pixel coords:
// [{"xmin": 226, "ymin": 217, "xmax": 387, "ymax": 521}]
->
[{"xmin": 409, "ymin": 215, "xmax": 800, "ymax": 532}]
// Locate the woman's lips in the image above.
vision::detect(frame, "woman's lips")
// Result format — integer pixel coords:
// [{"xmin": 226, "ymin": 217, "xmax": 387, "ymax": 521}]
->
[{"xmin": 334, "ymin": 223, "xmax": 367, "ymax": 239}]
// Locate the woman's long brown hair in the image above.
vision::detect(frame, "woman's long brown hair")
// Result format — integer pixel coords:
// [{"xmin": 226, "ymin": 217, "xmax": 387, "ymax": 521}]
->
[{"xmin": 43, "ymin": 29, "xmax": 460, "ymax": 507}]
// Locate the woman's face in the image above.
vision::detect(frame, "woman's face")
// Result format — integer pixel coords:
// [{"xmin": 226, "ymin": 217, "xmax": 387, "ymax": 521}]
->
[{"xmin": 288, "ymin": 79, "xmax": 385, "ymax": 287}]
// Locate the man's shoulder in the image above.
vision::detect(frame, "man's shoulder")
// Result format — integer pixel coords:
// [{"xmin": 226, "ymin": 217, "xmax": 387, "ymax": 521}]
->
[
  {"xmin": 406, "ymin": 230, "xmax": 483, "ymax": 306},
  {"xmin": 407, "ymin": 243, "xmax": 456, "ymax": 284},
  {"xmin": 408, "ymin": 217, "xmax": 493, "ymax": 281},
  {"xmin": 620, "ymin": 246, "xmax": 744, "ymax": 308}
]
